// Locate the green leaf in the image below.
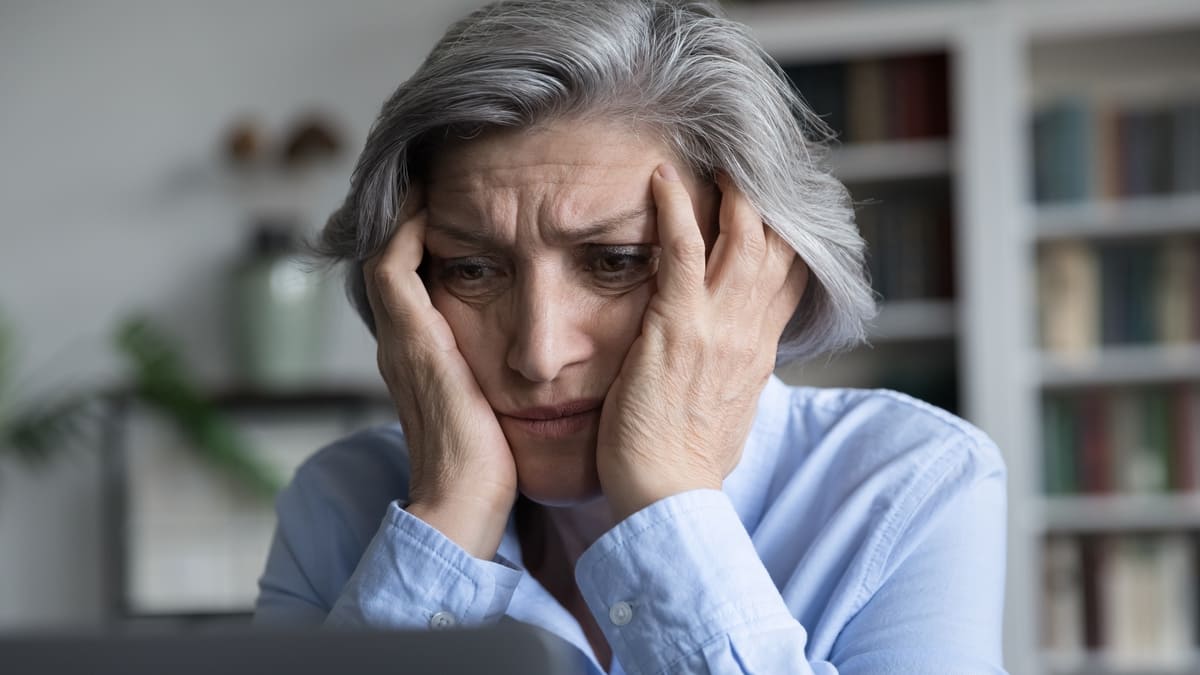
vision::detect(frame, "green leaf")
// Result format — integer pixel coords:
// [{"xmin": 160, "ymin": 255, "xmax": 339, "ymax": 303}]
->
[{"xmin": 114, "ymin": 316, "xmax": 283, "ymax": 498}]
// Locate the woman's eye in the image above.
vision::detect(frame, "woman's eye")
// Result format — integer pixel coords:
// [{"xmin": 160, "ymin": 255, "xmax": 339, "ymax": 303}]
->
[
  {"xmin": 432, "ymin": 256, "xmax": 506, "ymax": 294},
  {"xmin": 585, "ymin": 246, "xmax": 658, "ymax": 285}
]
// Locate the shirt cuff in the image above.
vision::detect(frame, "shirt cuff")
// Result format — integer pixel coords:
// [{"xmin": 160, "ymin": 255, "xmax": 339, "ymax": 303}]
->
[
  {"xmin": 575, "ymin": 489, "xmax": 797, "ymax": 675},
  {"xmin": 325, "ymin": 500, "xmax": 522, "ymax": 630}
]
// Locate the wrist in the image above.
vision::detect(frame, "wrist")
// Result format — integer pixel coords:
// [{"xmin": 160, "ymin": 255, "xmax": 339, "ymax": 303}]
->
[
  {"xmin": 607, "ymin": 476, "xmax": 720, "ymax": 522},
  {"xmin": 405, "ymin": 493, "xmax": 514, "ymax": 560}
]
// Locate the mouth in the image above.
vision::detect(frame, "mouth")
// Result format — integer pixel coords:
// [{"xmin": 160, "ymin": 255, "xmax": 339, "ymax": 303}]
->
[{"xmin": 498, "ymin": 399, "xmax": 603, "ymax": 440}]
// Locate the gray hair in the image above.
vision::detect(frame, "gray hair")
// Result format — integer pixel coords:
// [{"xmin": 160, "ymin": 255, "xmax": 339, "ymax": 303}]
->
[{"xmin": 314, "ymin": 0, "xmax": 876, "ymax": 364}]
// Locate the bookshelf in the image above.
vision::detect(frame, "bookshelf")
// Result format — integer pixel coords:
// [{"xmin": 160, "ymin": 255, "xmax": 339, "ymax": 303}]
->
[
  {"xmin": 772, "ymin": 48, "xmax": 961, "ymax": 415},
  {"xmin": 727, "ymin": 1, "xmax": 1200, "ymax": 674},
  {"xmin": 1029, "ymin": 13, "xmax": 1200, "ymax": 665}
]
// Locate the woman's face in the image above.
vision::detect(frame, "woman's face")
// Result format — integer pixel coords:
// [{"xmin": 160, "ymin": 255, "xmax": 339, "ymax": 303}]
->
[{"xmin": 425, "ymin": 120, "xmax": 717, "ymax": 506}]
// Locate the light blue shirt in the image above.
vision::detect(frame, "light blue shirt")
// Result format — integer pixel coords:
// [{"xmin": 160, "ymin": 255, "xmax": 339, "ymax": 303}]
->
[{"xmin": 255, "ymin": 375, "xmax": 1007, "ymax": 674}]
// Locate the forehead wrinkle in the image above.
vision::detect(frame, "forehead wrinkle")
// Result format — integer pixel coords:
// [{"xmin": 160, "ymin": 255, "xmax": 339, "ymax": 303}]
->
[{"xmin": 427, "ymin": 203, "xmax": 656, "ymax": 251}]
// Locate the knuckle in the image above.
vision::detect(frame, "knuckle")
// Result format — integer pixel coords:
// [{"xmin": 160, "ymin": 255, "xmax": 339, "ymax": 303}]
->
[
  {"xmin": 667, "ymin": 234, "xmax": 705, "ymax": 261},
  {"xmin": 735, "ymin": 230, "xmax": 766, "ymax": 260}
]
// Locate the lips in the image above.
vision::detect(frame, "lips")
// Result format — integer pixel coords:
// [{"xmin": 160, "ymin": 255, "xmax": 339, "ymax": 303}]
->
[{"xmin": 499, "ymin": 399, "xmax": 602, "ymax": 439}]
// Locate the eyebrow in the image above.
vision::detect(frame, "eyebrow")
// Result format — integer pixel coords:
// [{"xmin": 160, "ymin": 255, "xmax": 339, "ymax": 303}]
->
[{"xmin": 426, "ymin": 205, "xmax": 654, "ymax": 249}]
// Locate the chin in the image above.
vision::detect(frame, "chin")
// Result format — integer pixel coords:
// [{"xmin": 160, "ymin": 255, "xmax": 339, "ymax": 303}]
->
[{"xmin": 511, "ymin": 438, "xmax": 603, "ymax": 507}]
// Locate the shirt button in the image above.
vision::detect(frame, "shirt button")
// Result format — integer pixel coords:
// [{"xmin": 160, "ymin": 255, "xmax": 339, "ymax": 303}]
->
[
  {"xmin": 609, "ymin": 601, "xmax": 634, "ymax": 626},
  {"xmin": 429, "ymin": 611, "xmax": 457, "ymax": 629}
]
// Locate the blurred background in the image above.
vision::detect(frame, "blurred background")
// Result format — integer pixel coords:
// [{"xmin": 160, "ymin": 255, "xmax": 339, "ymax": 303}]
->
[{"xmin": 0, "ymin": 2, "xmax": 1197, "ymax": 675}]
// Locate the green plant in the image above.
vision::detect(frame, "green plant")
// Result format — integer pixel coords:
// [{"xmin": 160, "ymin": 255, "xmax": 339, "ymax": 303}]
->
[{"xmin": 0, "ymin": 312, "xmax": 282, "ymax": 499}]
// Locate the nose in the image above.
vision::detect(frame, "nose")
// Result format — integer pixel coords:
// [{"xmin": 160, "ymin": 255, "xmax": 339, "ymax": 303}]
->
[{"xmin": 505, "ymin": 272, "xmax": 592, "ymax": 383}]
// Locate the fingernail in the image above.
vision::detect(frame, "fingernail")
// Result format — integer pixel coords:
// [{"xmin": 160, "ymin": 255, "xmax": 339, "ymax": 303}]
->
[{"xmin": 657, "ymin": 163, "xmax": 680, "ymax": 182}]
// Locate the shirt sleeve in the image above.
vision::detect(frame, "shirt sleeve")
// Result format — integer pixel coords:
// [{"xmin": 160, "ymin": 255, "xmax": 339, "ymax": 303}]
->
[
  {"xmin": 574, "ymin": 456, "xmax": 1007, "ymax": 675},
  {"xmin": 254, "ymin": 462, "xmax": 522, "ymax": 630},
  {"xmin": 323, "ymin": 502, "xmax": 524, "ymax": 629}
]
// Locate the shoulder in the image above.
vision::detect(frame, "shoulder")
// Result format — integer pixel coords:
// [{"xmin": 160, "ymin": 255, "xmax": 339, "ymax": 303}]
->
[
  {"xmin": 741, "ymin": 382, "xmax": 1007, "ymax": 629},
  {"xmin": 743, "ymin": 380, "xmax": 1006, "ymax": 545},
  {"xmin": 762, "ymin": 381, "xmax": 1005, "ymax": 486}
]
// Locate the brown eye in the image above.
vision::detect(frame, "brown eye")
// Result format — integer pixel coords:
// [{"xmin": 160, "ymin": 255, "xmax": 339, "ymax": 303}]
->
[
  {"xmin": 431, "ymin": 256, "xmax": 507, "ymax": 298},
  {"xmin": 585, "ymin": 245, "xmax": 657, "ymax": 285}
]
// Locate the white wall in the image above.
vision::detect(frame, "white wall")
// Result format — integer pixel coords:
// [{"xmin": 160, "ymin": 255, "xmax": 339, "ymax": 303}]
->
[{"xmin": 0, "ymin": 0, "xmax": 485, "ymax": 627}]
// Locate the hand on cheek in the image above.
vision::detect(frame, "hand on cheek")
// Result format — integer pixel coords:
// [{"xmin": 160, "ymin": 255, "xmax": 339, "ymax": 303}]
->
[
  {"xmin": 596, "ymin": 164, "xmax": 809, "ymax": 522},
  {"xmin": 364, "ymin": 188, "xmax": 518, "ymax": 559}
]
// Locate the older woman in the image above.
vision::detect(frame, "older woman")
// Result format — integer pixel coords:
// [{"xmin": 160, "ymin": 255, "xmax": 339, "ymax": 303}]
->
[{"xmin": 255, "ymin": 1, "xmax": 1007, "ymax": 673}]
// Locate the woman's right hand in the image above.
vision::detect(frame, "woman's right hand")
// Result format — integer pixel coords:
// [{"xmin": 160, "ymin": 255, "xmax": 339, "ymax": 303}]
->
[{"xmin": 363, "ymin": 191, "xmax": 518, "ymax": 560}]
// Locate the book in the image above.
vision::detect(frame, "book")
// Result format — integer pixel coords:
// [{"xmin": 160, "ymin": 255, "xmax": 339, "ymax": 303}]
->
[
  {"xmin": 1107, "ymin": 389, "xmax": 1142, "ymax": 493},
  {"xmin": 1032, "ymin": 97, "xmax": 1200, "ymax": 201},
  {"xmin": 1099, "ymin": 534, "xmax": 1195, "ymax": 665},
  {"xmin": 1033, "ymin": 99, "xmax": 1092, "ymax": 202},
  {"xmin": 1043, "ymin": 535, "xmax": 1085, "ymax": 653},
  {"xmin": 1079, "ymin": 391, "xmax": 1112, "ymax": 493},
  {"xmin": 1092, "ymin": 101, "xmax": 1121, "ymax": 200},
  {"xmin": 1080, "ymin": 535, "xmax": 1105, "ymax": 649},
  {"xmin": 1155, "ymin": 237, "xmax": 1197, "ymax": 344},
  {"xmin": 1170, "ymin": 384, "xmax": 1196, "ymax": 492},
  {"xmin": 847, "ymin": 59, "xmax": 887, "ymax": 143},
  {"xmin": 1125, "ymin": 242, "xmax": 1157, "ymax": 344},
  {"xmin": 1173, "ymin": 101, "xmax": 1200, "ymax": 194},
  {"xmin": 1038, "ymin": 240, "xmax": 1100, "ymax": 352},
  {"xmin": 1043, "ymin": 394, "xmax": 1079, "ymax": 494},
  {"xmin": 1140, "ymin": 389, "xmax": 1172, "ymax": 493},
  {"xmin": 782, "ymin": 61, "xmax": 847, "ymax": 140}
]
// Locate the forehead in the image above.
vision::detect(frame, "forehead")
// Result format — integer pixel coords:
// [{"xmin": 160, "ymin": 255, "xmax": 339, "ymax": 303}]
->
[{"xmin": 425, "ymin": 121, "xmax": 672, "ymax": 231}]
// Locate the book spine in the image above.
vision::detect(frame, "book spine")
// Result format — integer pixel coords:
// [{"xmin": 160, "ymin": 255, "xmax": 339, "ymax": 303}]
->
[
  {"xmin": 1038, "ymin": 240, "xmax": 1100, "ymax": 352},
  {"xmin": 1173, "ymin": 101, "xmax": 1200, "ymax": 194},
  {"xmin": 1155, "ymin": 237, "xmax": 1197, "ymax": 344}
]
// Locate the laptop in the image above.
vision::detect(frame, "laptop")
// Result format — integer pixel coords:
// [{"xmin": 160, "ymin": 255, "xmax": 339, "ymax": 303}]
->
[{"xmin": 0, "ymin": 620, "xmax": 581, "ymax": 674}]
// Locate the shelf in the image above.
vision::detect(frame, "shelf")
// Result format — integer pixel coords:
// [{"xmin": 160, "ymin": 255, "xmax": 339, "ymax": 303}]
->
[
  {"xmin": 1034, "ymin": 193, "xmax": 1200, "ymax": 242},
  {"xmin": 1040, "ymin": 494, "xmax": 1200, "ymax": 533},
  {"xmin": 1044, "ymin": 648, "xmax": 1200, "ymax": 675},
  {"xmin": 830, "ymin": 139, "xmax": 952, "ymax": 183},
  {"xmin": 728, "ymin": 0, "xmax": 970, "ymax": 60},
  {"xmin": 1039, "ymin": 344, "xmax": 1200, "ymax": 388},
  {"xmin": 868, "ymin": 299, "xmax": 957, "ymax": 342},
  {"xmin": 103, "ymin": 383, "xmax": 391, "ymax": 411},
  {"xmin": 1016, "ymin": 0, "xmax": 1200, "ymax": 41}
]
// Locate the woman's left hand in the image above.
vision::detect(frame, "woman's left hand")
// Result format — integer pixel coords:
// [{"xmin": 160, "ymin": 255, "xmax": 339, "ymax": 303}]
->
[{"xmin": 597, "ymin": 164, "xmax": 809, "ymax": 522}]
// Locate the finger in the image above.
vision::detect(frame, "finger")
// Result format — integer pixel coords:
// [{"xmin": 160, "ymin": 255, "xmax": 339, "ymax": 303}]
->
[
  {"xmin": 765, "ymin": 256, "xmax": 810, "ymax": 335},
  {"xmin": 707, "ymin": 175, "xmax": 767, "ymax": 295},
  {"xmin": 397, "ymin": 183, "xmax": 425, "ymax": 225},
  {"xmin": 650, "ymin": 163, "xmax": 706, "ymax": 304},
  {"xmin": 761, "ymin": 225, "xmax": 799, "ymax": 290},
  {"xmin": 364, "ymin": 185, "xmax": 426, "ymax": 314},
  {"xmin": 366, "ymin": 207, "xmax": 432, "ymax": 328}
]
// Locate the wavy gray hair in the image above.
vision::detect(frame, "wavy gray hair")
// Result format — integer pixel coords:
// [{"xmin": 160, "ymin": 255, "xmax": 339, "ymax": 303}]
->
[{"xmin": 314, "ymin": 0, "xmax": 876, "ymax": 364}]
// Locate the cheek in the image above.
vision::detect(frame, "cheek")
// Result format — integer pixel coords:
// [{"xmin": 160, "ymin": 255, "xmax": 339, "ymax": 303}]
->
[
  {"xmin": 429, "ymin": 289, "xmax": 500, "ymax": 376},
  {"xmin": 585, "ymin": 285, "xmax": 653, "ymax": 366}
]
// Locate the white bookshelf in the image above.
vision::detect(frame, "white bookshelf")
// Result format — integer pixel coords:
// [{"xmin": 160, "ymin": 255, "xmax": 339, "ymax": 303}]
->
[
  {"xmin": 1035, "ymin": 193, "xmax": 1200, "ymax": 242},
  {"xmin": 730, "ymin": 2, "xmax": 1200, "ymax": 674},
  {"xmin": 1046, "ymin": 651, "xmax": 1200, "ymax": 675},
  {"xmin": 1040, "ymin": 345, "xmax": 1200, "ymax": 388},
  {"xmin": 1042, "ymin": 495, "xmax": 1200, "ymax": 534},
  {"xmin": 869, "ymin": 299, "xmax": 956, "ymax": 342},
  {"xmin": 829, "ymin": 139, "xmax": 952, "ymax": 183}
]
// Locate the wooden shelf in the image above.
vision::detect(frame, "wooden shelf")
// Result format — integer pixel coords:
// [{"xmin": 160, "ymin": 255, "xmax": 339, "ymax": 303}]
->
[
  {"xmin": 1040, "ymin": 494, "xmax": 1200, "ymax": 533},
  {"xmin": 868, "ymin": 299, "xmax": 956, "ymax": 342},
  {"xmin": 1034, "ymin": 193, "xmax": 1200, "ymax": 242},
  {"xmin": 830, "ymin": 139, "xmax": 952, "ymax": 183},
  {"xmin": 1039, "ymin": 344, "xmax": 1200, "ymax": 388}
]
